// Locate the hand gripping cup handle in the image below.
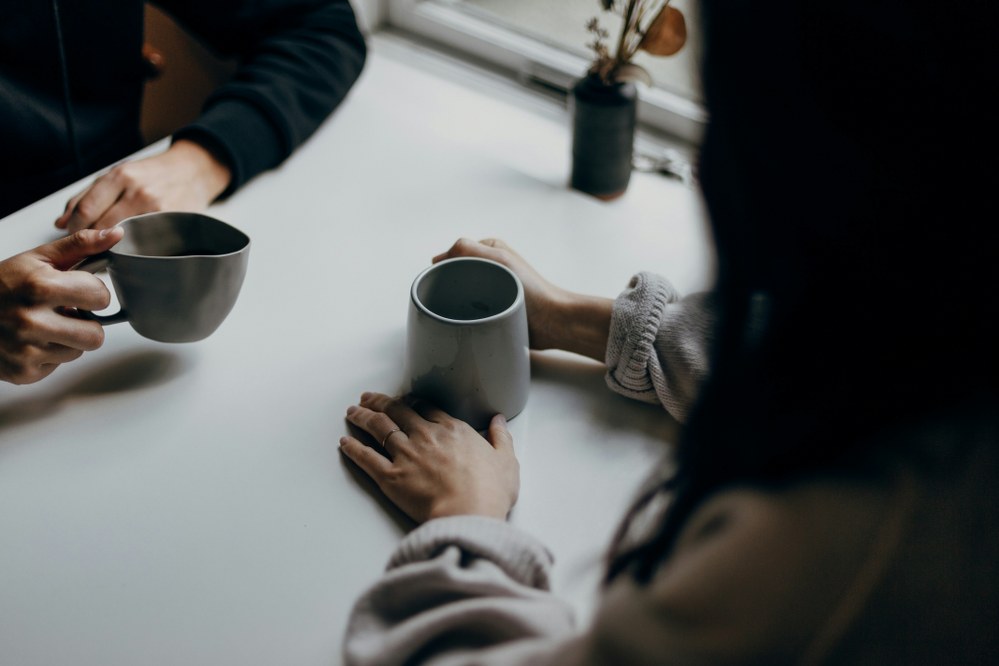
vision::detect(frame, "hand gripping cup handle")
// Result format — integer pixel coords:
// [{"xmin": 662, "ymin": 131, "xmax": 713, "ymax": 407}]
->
[
  {"xmin": 62, "ymin": 211, "xmax": 251, "ymax": 344},
  {"xmin": 73, "ymin": 252, "xmax": 130, "ymax": 326}
]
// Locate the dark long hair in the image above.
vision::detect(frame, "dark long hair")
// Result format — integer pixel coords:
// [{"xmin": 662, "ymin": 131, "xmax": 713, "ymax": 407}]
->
[{"xmin": 608, "ymin": 0, "xmax": 999, "ymax": 583}]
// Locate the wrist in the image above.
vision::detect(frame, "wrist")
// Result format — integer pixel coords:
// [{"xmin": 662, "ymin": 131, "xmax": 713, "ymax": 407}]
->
[
  {"xmin": 427, "ymin": 497, "xmax": 512, "ymax": 522},
  {"xmin": 170, "ymin": 139, "xmax": 232, "ymax": 201},
  {"xmin": 547, "ymin": 292, "xmax": 613, "ymax": 362}
]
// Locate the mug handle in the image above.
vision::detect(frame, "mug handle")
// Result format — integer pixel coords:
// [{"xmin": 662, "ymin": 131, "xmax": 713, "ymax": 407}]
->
[{"xmin": 73, "ymin": 252, "xmax": 128, "ymax": 325}]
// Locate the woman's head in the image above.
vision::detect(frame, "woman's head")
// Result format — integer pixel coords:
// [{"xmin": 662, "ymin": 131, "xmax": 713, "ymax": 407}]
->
[
  {"xmin": 610, "ymin": 1, "xmax": 997, "ymax": 581},
  {"xmin": 699, "ymin": 0, "xmax": 995, "ymax": 293},
  {"xmin": 693, "ymin": 0, "xmax": 998, "ymax": 462}
]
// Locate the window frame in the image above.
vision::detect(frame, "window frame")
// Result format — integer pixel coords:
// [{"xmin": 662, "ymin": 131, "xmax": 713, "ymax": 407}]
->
[{"xmin": 385, "ymin": 0, "xmax": 707, "ymax": 145}]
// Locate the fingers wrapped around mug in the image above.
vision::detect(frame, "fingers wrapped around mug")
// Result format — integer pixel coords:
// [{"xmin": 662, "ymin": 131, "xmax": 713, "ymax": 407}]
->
[
  {"xmin": 340, "ymin": 392, "xmax": 519, "ymax": 524},
  {"xmin": 0, "ymin": 228, "xmax": 122, "ymax": 384}
]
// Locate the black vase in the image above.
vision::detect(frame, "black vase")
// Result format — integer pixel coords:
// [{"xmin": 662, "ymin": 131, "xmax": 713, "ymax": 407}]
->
[{"xmin": 569, "ymin": 74, "xmax": 638, "ymax": 200}]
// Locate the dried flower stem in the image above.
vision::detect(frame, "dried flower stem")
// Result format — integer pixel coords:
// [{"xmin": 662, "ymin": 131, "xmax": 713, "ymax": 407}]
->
[{"xmin": 614, "ymin": 0, "xmax": 639, "ymax": 70}]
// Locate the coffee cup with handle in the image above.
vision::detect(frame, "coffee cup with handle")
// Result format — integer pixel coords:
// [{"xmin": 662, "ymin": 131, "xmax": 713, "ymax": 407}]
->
[{"xmin": 75, "ymin": 211, "xmax": 250, "ymax": 343}]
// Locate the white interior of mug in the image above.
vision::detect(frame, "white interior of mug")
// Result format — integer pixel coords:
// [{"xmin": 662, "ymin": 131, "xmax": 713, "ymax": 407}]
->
[{"xmin": 413, "ymin": 258, "xmax": 521, "ymax": 323}]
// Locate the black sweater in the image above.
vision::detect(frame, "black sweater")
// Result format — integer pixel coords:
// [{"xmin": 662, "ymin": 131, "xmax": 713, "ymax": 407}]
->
[{"xmin": 0, "ymin": 0, "xmax": 366, "ymax": 219}]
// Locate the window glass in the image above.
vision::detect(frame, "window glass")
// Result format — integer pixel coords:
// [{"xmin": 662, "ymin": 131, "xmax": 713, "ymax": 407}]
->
[
  {"xmin": 449, "ymin": 0, "xmax": 702, "ymax": 103},
  {"xmin": 388, "ymin": 0, "xmax": 706, "ymax": 142}
]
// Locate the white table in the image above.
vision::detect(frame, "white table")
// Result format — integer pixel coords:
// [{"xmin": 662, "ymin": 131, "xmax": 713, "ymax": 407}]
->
[{"xmin": 0, "ymin": 35, "xmax": 713, "ymax": 665}]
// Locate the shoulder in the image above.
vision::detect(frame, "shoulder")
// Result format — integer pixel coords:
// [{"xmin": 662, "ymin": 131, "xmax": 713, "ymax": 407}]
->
[{"xmin": 587, "ymin": 477, "xmax": 900, "ymax": 665}]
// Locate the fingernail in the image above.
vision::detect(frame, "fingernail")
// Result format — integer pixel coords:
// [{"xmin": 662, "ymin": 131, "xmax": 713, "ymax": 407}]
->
[
  {"xmin": 99, "ymin": 228, "xmax": 111, "ymax": 237},
  {"xmin": 346, "ymin": 405, "xmax": 357, "ymax": 416},
  {"xmin": 360, "ymin": 392, "xmax": 372, "ymax": 403},
  {"xmin": 495, "ymin": 414, "xmax": 507, "ymax": 426},
  {"xmin": 338, "ymin": 437, "xmax": 348, "ymax": 447}
]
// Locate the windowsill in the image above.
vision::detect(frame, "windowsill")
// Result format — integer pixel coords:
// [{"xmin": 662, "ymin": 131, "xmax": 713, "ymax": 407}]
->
[{"xmin": 369, "ymin": 28, "xmax": 701, "ymax": 174}]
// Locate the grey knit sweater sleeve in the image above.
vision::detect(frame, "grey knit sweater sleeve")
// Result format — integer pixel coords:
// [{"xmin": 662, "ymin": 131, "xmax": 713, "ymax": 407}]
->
[
  {"xmin": 605, "ymin": 272, "xmax": 716, "ymax": 422},
  {"xmin": 343, "ymin": 516, "xmax": 577, "ymax": 666}
]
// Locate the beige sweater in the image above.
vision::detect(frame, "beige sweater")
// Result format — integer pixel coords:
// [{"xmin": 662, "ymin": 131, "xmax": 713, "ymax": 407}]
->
[{"xmin": 344, "ymin": 273, "xmax": 999, "ymax": 665}]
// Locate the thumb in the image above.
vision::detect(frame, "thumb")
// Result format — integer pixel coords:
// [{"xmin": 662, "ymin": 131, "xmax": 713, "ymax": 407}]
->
[
  {"xmin": 33, "ymin": 227, "xmax": 125, "ymax": 270},
  {"xmin": 487, "ymin": 414, "xmax": 514, "ymax": 453}
]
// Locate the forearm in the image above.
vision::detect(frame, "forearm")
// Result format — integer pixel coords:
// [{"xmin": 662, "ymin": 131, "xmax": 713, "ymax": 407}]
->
[
  {"xmin": 345, "ymin": 516, "xmax": 576, "ymax": 666},
  {"xmin": 605, "ymin": 273, "xmax": 717, "ymax": 421},
  {"xmin": 541, "ymin": 292, "xmax": 614, "ymax": 362},
  {"xmin": 536, "ymin": 272, "xmax": 716, "ymax": 422},
  {"xmin": 165, "ymin": 0, "xmax": 367, "ymax": 193},
  {"xmin": 164, "ymin": 139, "xmax": 231, "ymax": 202}
]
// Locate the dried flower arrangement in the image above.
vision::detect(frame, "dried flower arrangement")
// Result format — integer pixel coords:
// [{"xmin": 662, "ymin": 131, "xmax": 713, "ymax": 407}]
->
[{"xmin": 586, "ymin": 0, "xmax": 687, "ymax": 85}]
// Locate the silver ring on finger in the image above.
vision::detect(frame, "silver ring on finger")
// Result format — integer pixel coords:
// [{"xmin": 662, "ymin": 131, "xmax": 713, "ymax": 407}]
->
[{"xmin": 381, "ymin": 427, "xmax": 403, "ymax": 448}]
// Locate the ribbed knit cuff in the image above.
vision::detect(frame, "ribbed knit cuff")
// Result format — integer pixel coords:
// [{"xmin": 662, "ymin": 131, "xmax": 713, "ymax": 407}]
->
[
  {"xmin": 388, "ymin": 516, "xmax": 556, "ymax": 590},
  {"xmin": 605, "ymin": 272, "xmax": 679, "ymax": 400}
]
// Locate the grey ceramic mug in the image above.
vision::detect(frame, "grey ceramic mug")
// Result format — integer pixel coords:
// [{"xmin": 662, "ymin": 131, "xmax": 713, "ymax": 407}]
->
[
  {"xmin": 407, "ymin": 257, "xmax": 530, "ymax": 430},
  {"xmin": 76, "ymin": 212, "xmax": 251, "ymax": 343}
]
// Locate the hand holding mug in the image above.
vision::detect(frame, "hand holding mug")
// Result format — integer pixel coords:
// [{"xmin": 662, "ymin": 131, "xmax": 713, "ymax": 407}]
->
[
  {"xmin": 340, "ymin": 392, "xmax": 519, "ymax": 524},
  {"xmin": 433, "ymin": 238, "xmax": 613, "ymax": 363},
  {"xmin": 0, "ymin": 228, "xmax": 123, "ymax": 384},
  {"xmin": 433, "ymin": 238, "xmax": 568, "ymax": 351}
]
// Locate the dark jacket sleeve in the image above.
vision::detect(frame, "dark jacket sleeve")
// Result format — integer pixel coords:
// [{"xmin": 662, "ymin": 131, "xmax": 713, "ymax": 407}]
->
[{"xmin": 156, "ymin": 0, "xmax": 367, "ymax": 195}]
